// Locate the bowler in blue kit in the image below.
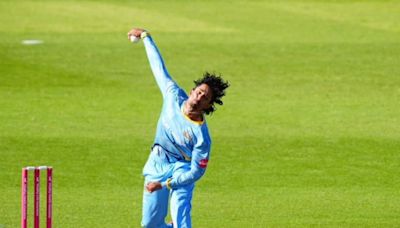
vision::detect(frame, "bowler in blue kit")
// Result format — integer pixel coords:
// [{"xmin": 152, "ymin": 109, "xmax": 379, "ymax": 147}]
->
[{"xmin": 128, "ymin": 28, "xmax": 229, "ymax": 228}]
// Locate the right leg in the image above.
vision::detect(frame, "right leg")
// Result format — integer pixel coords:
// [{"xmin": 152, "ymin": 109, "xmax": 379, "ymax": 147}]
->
[
  {"xmin": 141, "ymin": 184, "xmax": 169, "ymax": 228},
  {"xmin": 141, "ymin": 147, "xmax": 173, "ymax": 227}
]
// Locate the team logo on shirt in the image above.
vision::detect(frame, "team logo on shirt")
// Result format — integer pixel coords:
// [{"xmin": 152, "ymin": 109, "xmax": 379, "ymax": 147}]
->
[
  {"xmin": 183, "ymin": 130, "xmax": 194, "ymax": 145},
  {"xmin": 199, "ymin": 159, "xmax": 209, "ymax": 168}
]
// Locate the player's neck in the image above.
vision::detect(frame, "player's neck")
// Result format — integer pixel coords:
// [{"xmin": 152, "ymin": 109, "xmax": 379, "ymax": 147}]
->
[{"xmin": 183, "ymin": 102, "xmax": 203, "ymax": 122}]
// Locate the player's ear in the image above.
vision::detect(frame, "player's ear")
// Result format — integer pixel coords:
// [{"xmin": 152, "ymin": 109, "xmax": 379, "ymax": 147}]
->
[
  {"xmin": 205, "ymin": 101, "xmax": 212, "ymax": 109},
  {"xmin": 202, "ymin": 104, "xmax": 212, "ymax": 114}
]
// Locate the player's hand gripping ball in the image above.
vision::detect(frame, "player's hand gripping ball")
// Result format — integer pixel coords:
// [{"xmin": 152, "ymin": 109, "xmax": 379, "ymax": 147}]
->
[{"xmin": 130, "ymin": 35, "xmax": 140, "ymax": 43}]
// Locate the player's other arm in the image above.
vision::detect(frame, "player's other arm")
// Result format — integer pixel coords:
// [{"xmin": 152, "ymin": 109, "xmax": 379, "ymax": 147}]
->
[
  {"xmin": 163, "ymin": 129, "xmax": 211, "ymax": 189},
  {"xmin": 165, "ymin": 145, "xmax": 210, "ymax": 189},
  {"xmin": 127, "ymin": 28, "xmax": 176, "ymax": 97},
  {"xmin": 146, "ymin": 139, "xmax": 211, "ymax": 193}
]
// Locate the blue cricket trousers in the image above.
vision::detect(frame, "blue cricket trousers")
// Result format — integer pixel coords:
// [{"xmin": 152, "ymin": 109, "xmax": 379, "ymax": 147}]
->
[{"xmin": 141, "ymin": 147, "xmax": 194, "ymax": 228}]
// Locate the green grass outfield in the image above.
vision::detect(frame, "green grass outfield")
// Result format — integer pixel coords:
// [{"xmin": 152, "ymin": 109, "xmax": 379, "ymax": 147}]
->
[{"xmin": 1, "ymin": 0, "xmax": 399, "ymax": 227}]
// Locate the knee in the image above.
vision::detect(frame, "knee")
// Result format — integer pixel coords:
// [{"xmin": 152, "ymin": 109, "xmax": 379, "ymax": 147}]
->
[{"xmin": 174, "ymin": 185, "xmax": 194, "ymax": 199}]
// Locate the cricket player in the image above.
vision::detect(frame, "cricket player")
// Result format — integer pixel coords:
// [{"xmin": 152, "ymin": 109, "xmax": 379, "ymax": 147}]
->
[{"xmin": 128, "ymin": 28, "xmax": 229, "ymax": 228}]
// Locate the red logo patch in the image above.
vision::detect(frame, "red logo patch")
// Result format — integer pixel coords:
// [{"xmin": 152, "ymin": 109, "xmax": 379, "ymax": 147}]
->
[{"xmin": 199, "ymin": 159, "xmax": 209, "ymax": 168}]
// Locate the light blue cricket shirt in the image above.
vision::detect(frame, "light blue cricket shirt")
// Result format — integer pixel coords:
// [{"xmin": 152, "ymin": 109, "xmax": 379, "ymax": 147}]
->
[{"xmin": 143, "ymin": 36, "xmax": 211, "ymax": 189}]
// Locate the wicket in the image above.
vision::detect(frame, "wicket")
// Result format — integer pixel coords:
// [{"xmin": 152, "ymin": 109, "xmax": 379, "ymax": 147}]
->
[{"xmin": 21, "ymin": 166, "xmax": 53, "ymax": 228}]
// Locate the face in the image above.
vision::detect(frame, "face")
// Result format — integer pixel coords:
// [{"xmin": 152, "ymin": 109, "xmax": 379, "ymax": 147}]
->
[{"xmin": 187, "ymin": 84, "xmax": 213, "ymax": 112}]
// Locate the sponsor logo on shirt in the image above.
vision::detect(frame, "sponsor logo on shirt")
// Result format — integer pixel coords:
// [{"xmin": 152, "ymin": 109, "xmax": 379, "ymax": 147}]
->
[{"xmin": 199, "ymin": 159, "xmax": 209, "ymax": 168}]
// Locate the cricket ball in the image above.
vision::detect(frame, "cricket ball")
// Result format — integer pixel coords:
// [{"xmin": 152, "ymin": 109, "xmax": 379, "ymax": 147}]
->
[{"xmin": 130, "ymin": 35, "xmax": 140, "ymax": 43}]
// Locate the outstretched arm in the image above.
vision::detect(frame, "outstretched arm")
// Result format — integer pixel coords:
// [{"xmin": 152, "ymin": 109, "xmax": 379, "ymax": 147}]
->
[{"xmin": 128, "ymin": 28, "xmax": 177, "ymax": 97}]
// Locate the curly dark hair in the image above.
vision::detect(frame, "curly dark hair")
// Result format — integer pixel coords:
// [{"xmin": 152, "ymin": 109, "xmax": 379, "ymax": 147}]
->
[{"xmin": 193, "ymin": 72, "xmax": 230, "ymax": 115}]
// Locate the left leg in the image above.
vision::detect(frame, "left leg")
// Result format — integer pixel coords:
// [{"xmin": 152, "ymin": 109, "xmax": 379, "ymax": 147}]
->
[
  {"xmin": 170, "ymin": 184, "xmax": 194, "ymax": 228},
  {"xmin": 169, "ymin": 162, "xmax": 195, "ymax": 228}
]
